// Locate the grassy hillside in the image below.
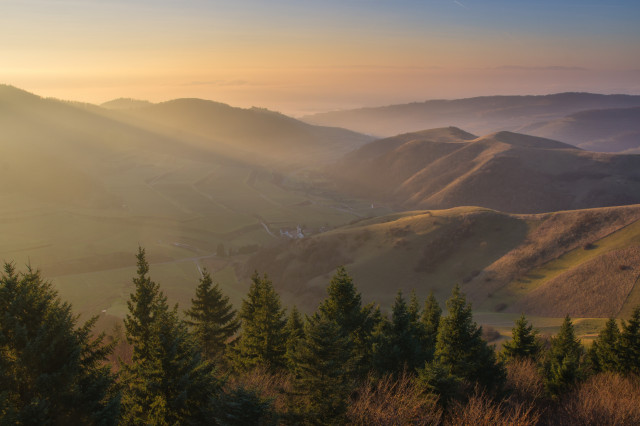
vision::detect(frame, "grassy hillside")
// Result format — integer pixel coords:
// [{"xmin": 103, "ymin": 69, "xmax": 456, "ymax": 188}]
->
[
  {"xmin": 244, "ymin": 205, "xmax": 640, "ymax": 331},
  {"xmin": 518, "ymin": 106, "xmax": 640, "ymax": 153},
  {"xmin": 329, "ymin": 128, "xmax": 640, "ymax": 214},
  {"xmin": 0, "ymin": 85, "xmax": 387, "ymax": 328},
  {"xmin": 302, "ymin": 93, "xmax": 640, "ymax": 137}
]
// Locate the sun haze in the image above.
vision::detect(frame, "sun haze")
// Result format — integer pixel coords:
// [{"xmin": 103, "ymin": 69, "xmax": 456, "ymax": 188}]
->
[{"xmin": 1, "ymin": 0, "xmax": 639, "ymax": 114}]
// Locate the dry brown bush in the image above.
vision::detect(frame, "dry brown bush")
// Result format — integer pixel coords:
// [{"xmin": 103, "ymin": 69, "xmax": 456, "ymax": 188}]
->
[
  {"xmin": 505, "ymin": 358, "xmax": 546, "ymax": 405},
  {"xmin": 551, "ymin": 372, "xmax": 640, "ymax": 426},
  {"xmin": 347, "ymin": 373, "xmax": 443, "ymax": 425},
  {"xmin": 226, "ymin": 367, "xmax": 295, "ymax": 416},
  {"xmin": 445, "ymin": 390, "xmax": 540, "ymax": 426}
]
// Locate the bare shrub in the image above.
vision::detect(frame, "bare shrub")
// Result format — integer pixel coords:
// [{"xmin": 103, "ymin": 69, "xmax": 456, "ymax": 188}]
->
[
  {"xmin": 445, "ymin": 390, "xmax": 540, "ymax": 426},
  {"xmin": 551, "ymin": 372, "xmax": 640, "ymax": 426},
  {"xmin": 505, "ymin": 359, "xmax": 545, "ymax": 405},
  {"xmin": 347, "ymin": 373, "xmax": 443, "ymax": 425},
  {"xmin": 227, "ymin": 367, "xmax": 294, "ymax": 416}
]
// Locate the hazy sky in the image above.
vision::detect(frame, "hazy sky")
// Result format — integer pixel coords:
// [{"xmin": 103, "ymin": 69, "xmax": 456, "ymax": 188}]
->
[{"xmin": 2, "ymin": 0, "xmax": 639, "ymax": 115}]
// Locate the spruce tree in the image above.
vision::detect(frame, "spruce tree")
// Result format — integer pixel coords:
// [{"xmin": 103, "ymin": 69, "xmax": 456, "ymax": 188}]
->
[
  {"xmin": 421, "ymin": 285, "xmax": 505, "ymax": 394},
  {"xmin": 232, "ymin": 272, "xmax": 287, "ymax": 372},
  {"xmin": 317, "ymin": 266, "xmax": 374, "ymax": 375},
  {"xmin": 124, "ymin": 246, "xmax": 168, "ymax": 362},
  {"xmin": 618, "ymin": 306, "xmax": 640, "ymax": 375},
  {"xmin": 185, "ymin": 269, "xmax": 240, "ymax": 361},
  {"xmin": 501, "ymin": 314, "xmax": 541, "ymax": 362},
  {"xmin": 542, "ymin": 315, "xmax": 584, "ymax": 397},
  {"xmin": 284, "ymin": 306, "xmax": 305, "ymax": 370},
  {"xmin": 120, "ymin": 249, "xmax": 220, "ymax": 424},
  {"xmin": 372, "ymin": 290, "xmax": 424, "ymax": 375},
  {"xmin": 0, "ymin": 263, "xmax": 120, "ymax": 424},
  {"xmin": 292, "ymin": 313, "xmax": 353, "ymax": 424},
  {"xmin": 421, "ymin": 290, "xmax": 442, "ymax": 362},
  {"xmin": 589, "ymin": 317, "xmax": 620, "ymax": 373}
]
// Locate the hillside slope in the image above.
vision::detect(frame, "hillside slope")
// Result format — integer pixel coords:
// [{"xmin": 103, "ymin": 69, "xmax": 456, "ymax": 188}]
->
[
  {"xmin": 330, "ymin": 128, "xmax": 640, "ymax": 214},
  {"xmin": 302, "ymin": 93, "xmax": 640, "ymax": 137},
  {"xmin": 244, "ymin": 205, "xmax": 640, "ymax": 320},
  {"xmin": 518, "ymin": 106, "xmax": 640, "ymax": 153}
]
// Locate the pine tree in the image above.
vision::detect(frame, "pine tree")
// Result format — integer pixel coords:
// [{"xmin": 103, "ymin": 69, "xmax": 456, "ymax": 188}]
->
[
  {"xmin": 542, "ymin": 315, "xmax": 584, "ymax": 397},
  {"xmin": 120, "ymin": 249, "xmax": 221, "ymax": 424},
  {"xmin": 317, "ymin": 266, "xmax": 374, "ymax": 375},
  {"xmin": 501, "ymin": 314, "xmax": 541, "ymax": 362},
  {"xmin": 185, "ymin": 269, "xmax": 240, "ymax": 361},
  {"xmin": 618, "ymin": 306, "xmax": 640, "ymax": 375},
  {"xmin": 422, "ymin": 285, "xmax": 505, "ymax": 394},
  {"xmin": 232, "ymin": 272, "xmax": 287, "ymax": 372},
  {"xmin": 0, "ymin": 263, "xmax": 120, "ymax": 424},
  {"xmin": 284, "ymin": 306, "xmax": 305, "ymax": 370},
  {"xmin": 372, "ymin": 290, "xmax": 425, "ymax": 375},
  {"xmin": 124, "ymin": 246, "xmax": 168, "ymax": 362},
  {"xmin": 421, "ymin": 290, "xmax": 442, "ymax": 362},
  {"xmin": 292, "ymin": 313, "xmax": 353, "ymax": 424},
  {"xmin": 589, "ymin": 317, "xmax": 620, "ymax": 373}
]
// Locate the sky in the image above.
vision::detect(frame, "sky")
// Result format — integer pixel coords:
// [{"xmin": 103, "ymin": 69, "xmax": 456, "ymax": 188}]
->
[{"xmin": 1, "ymin": 0, "xmax": 639, "ymax": 115}]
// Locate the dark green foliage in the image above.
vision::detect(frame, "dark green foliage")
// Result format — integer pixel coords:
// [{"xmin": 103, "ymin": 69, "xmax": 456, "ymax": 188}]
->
[
  {"xmin": 292, "ymin": 313, "xmax": 354, "ymax": 424},
  {"xmin": 372, "ymin": 290, "xmax": 425, "ymax": 375},
  {"xmin": 213, "ymin": 386, "xmax": 276, "ymax": 426},
  {"xmin": 232, "ymin": 272, "xmax": 287, "ymax": 373},
  {"xmin": 284, "ymin": 306, "xmax": 304, "ymax": 370},
  {"xmin": 618, "ymin": 306, "xmax": 640, "ymax": 375},
  {"xmin": 417, "ymin": 359, "xmax": 462, "ymax": 408},
  {"xmin": 501, "ymin": 314, "xmax": 541, "ymax": 362},
  {"xmin": 589, "ymin": 318, "xmax": 620, "ymax": 373},
  {"xmin": 185, "ymin": 269, "xmax": 240, "ymax": 361},
  {"xmin": 542, "ymin": 315, "xmax": 584, "ymax": 397},
  {"xmin": 421, "ymin": 290, "xmax": 442, "ymax": 362},
  {"xmin": 124, "ymin": 247, "xmax": 168, "ymax": 362},
  {"xmin": 317, "ymin": 266, "xmax": 375, "ymax": 376},
  {"xmin": 121, "ymin": 250, "xmax": 221, "ymax": 424},
  {"xmin": 0, "ymin": 263, "xmax": 120, "ymax": 425},
  {"xmin": 424, "ymin": 285, "xmax": 505, "ymax": 394}
]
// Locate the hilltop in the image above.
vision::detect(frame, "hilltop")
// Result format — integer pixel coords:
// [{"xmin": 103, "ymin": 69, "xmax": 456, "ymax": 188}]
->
[
  {"xmin": 329, "ymin": 127, "xmax": 640, "ymax": 214},
  {"xmin": 302, "ymin": 93, "xmax": 640, "ymax": 137}
]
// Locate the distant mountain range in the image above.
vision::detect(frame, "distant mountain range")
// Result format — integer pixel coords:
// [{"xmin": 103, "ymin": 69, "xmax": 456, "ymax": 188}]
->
[
  {"xmin": 517, "ymin": 106, "xmax": 640, "ymax": 153},
  {"xmin": 328, "ymin": 127, "xmax": 640, "ymax": 214},
  {"xmin": 302, "ymin": 93, "xmax": 640, "ymax": 145}
]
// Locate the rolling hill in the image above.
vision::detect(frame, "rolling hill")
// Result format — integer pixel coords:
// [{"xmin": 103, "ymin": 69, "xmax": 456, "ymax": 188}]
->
[
  {"xmin": 302, "ymin": 93, "xmax": 640, "ymax": 137},
  {"xmin": 109, "ymin": 98, "xmax": 373, "ymax": 166},
  {"xmin": 328, "ymin": 127, "xmax": 640, "ymax": 214},
  {"xmin": 517, "ymin": 106, "xmax": 640, "ymax": 153},
  {"xmin": 243, "ymin": 205, "xmax": 640, "ymax": 326}
]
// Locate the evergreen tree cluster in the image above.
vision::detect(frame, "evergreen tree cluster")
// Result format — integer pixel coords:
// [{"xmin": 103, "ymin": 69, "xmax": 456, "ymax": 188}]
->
[{"xmin": 2, "ymin": 247, "xmax": 640, "ymax": 424}]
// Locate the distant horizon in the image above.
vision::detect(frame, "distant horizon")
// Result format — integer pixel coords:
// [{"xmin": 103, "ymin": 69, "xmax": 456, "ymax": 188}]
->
[
  {"xmin": 2, "ymin": 0, "xmax": 638, "ymax": 116},
  {"xmin": 6, "ymin": 82, "xmax": 640, "ymax": 118}
]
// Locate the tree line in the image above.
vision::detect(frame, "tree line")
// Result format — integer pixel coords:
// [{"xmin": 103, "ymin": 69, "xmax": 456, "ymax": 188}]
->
[{"xmin": 1, "ymin": 247, "xmax": 639, "ymax": 424}]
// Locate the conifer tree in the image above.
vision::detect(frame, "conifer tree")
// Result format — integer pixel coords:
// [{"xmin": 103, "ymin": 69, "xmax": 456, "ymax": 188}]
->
[
  {"xmin": 618, "ymin": 306, "xmax": 640, "ymax": 375},
  {"xmin": 292, "ymin": 313, "xmax": 353, "ymax": 424},
  {"xmin": 372, "ymin": 290, "xmax": 425, "ymax": 375},
  {"xmin": 232, "ymin": 272, "xmax": 287, "ymax": 372},
  {"xmin": 501, "ymin": 314, "xmax": 541, "ymax": 362},
  {"xmin": 421, "ymin": 285, "xmax": 505, "ymax": 394},
  {"xmin": 185, "ymin": 269, "xmax": 240, "ymax": 361},
  {"xmin": 421, "ymin": 290, "xmax": 442, "ymax": 361},
  {"xmin": 284, "ymin": 306, "xmax": 305, "ymax": 370},
  {"xmin": 542, "ymin": 315, "xmax": 583, "ymax": 397},
  {"xmin": 317, "ymin": 266, "xmax": 374, "ymax": 375},
  {"xmin": 0, "ymin": 263, "xmax": 120, "ymax": 424},
  {"xmin": 589, "ymin": 317, "xmax": 620, "ymax": 373},
  {"xmin": 120, "ymin": 249, "xmax": 220, "ymax": 424},
  {"xmin": 124, "ymin": 246, "xmax": 168, "ymax": 362}
]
